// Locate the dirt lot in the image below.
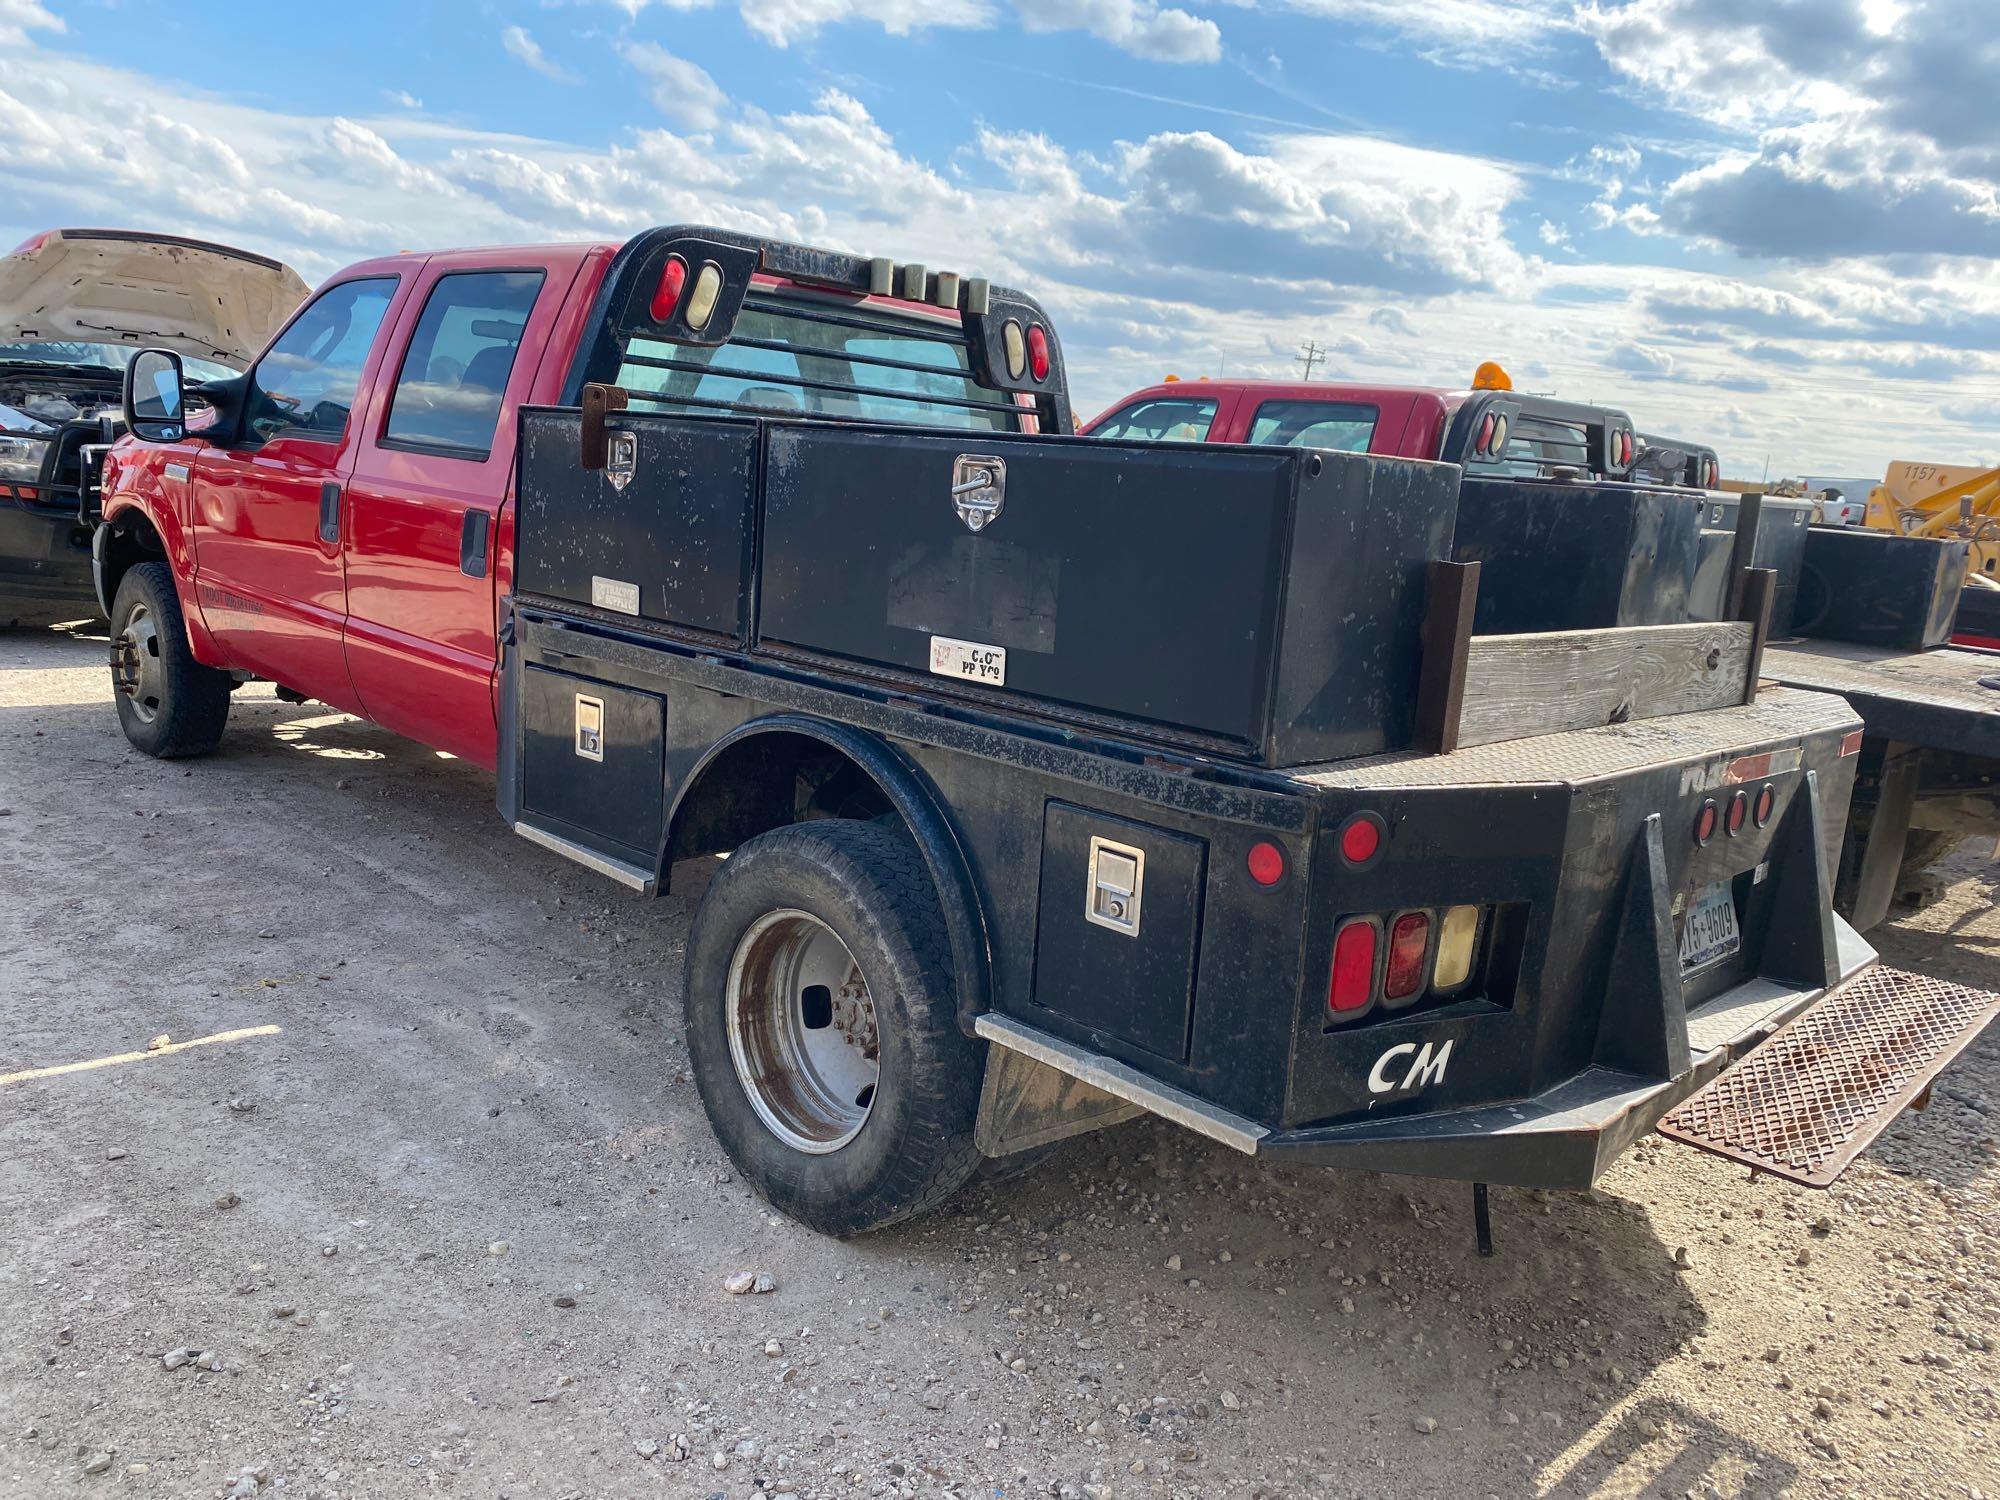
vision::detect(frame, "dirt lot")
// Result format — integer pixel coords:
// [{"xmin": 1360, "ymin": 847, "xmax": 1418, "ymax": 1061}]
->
[{"xmin": 2, "ymin": 624, "xmax": 1997, "ymax": 1500}]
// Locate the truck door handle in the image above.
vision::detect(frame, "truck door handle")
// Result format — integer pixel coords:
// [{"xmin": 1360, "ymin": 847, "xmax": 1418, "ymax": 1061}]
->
[
  {"xmin": 460, "ymin": 508, "xmax": 490, "ymax": 579},
  {"xmin": 318, "ymin": 482, "xmax": 341, "ymax": 544}
]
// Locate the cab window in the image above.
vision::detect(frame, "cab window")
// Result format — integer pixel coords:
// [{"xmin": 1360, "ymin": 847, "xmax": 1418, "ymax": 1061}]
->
[
  {"xmin": 1091, "ymin": 397, "xmax": 1217, "ymax": 443},
  {"xmin": 1245, "ymin": 400, "xmax": 1377, "ymax": 453},
  {"xmin": 383, "ymin": 270, "xmax": 546, "ymax": 457},
  {"xmin": 245, "ymin": 277, "xmax": 397, "ymax": 444}
]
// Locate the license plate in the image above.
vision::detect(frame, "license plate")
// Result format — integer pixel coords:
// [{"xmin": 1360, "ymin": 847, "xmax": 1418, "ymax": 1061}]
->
[
  {"xmin": 928, "ymin": 635, "xmax": 1006, "ymax": 687},
  {"xmin": 1679, "ymin": 880, "xmax": 1741, "ymax": 973}
]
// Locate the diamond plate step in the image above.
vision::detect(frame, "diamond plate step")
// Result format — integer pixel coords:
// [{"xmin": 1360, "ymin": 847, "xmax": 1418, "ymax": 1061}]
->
[{"xmin": 1657, "ymin": 966, "xmax": 2000, "ymax": 1187}]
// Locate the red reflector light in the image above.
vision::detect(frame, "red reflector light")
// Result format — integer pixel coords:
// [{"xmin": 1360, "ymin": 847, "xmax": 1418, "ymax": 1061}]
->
[
  {"xmin": 1027, "ymin": 324, "xmax": 1050, "ymax": 382},
  {"xmin": 1384, "ymin": 911, "xmax": 1430, "ymax": 1000},
  {"xmin": 1338, "ymin": 813, "xmax": 1383, "ymax": 866},
  {"xmin": 1726, "ymin": 789, "xmax": 1748, "ymax": 836},
  {"xmin": 1329, "ymin": 920, "xmax": 1377, "ymax": 1014},
  {"xmin": 1246, "ymin": 841, "xmax": 1285, "ymax": 887},
  {"xmin": 650, "ymin": 254, "xmax": 689, "ymax": 322},
  {"xmin": 1839, "ymin": 729, "xmax": 1864, "ymax": 757},
  {"xmin": 1754, "ymin": 783, "xmax": 1776, "ymax": 827},
  {"xmin": 1695, "ymin": 798, "xmax": 1718, "ymax": 846},
  {"xmin": 1477, "ymin": 412, "xmax": 1494, "ymax": 454}
]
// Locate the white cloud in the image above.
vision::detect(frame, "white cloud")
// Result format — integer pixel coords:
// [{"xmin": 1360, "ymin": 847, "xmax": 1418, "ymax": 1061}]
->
[
  {"xmin": 622, "ymin": 42, "xmax": 728, "ymax": 131},
  {"xmin": 1284, "ymin": 0, "xmax": 1573, "ymax": 64},
  {"xmin": 1013, "ymin": 0, "xmax": 1221, "ymax": 63},
  {"xmin": 500, "ymin": 25, "xmax": 577, "ymax": 84},
  {"xmin": 0, "ymin": 0, "xmax": 59, "ymax": 46},
  {"xmin": 615, "ymin": 0, "xmax": 995, "ymax": 47}
]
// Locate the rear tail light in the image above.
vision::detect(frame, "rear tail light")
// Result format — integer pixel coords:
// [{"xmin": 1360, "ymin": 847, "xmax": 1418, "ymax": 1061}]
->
[
  {"xmin": 1246, "ymin": 840, "xmax": 1286, "ymax": 887},
  {"xmin": 685, "ymin": 261, "xmax": 724, "ymax": 331},
  {"xmin": 1477, "ymin": 412, "xmax": 1494, "ymax": 454},
  {"xmin": 1337, "ymin": 812, "xmax": 1384, "ymax": 867},
  {"xmin": 1695, "ymin": 798, "xmax": 1718, "ymax": 846},
  {"xmin": 1026, "ymin": 323, "xmax": 1051, "ymax": 382},
  {"xmin": 1383, "ymin": 911, "xmax": 1431, "ymax": 1001},
  {"xmin": 1754, "ymin": 783, "xmax": 1776, "ymax": 827},
  {"xmin": 1726, "ymin": 789, "xmax": 1749, "ymax": 836},
  {"xmin": 650, "ymin": 254, "xmax": 688, "ymax": 321},
  {"xmin": 1432, "ymin": 904, "xmax": 1481, "ymax": 991},
  {"xmin": 1002, "ymin": 320, "xmax": 1026, "ymax": 380},
  {"xmin": 1329, "ymin": 919, "xmax": 1379, "ymax": 1014}
]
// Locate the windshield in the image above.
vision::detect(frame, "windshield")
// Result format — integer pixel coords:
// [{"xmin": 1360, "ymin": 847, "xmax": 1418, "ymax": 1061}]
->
[
  {"xmin": 0, "ymin": 341, "xmax": 238, "ymax": 383},
  {"xmin": 617, "ymin": 291, "xmax": 1021, "ymax": 432}
]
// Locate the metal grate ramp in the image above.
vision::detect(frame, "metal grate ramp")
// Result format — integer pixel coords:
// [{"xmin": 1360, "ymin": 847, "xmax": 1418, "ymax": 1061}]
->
[{"xmin": 1657, "ymin": 966, "xmax": 2000, "ymax": 1187}]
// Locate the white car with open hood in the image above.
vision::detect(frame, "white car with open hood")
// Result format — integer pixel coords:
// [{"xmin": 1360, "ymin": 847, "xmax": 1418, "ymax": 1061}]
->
[{"xmin": 0, "ymin": 228, "xmax": 306, "ymax": 626}]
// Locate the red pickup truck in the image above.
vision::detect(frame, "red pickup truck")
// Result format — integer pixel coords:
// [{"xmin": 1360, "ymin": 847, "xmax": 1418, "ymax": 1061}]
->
[
  {"xmin": 96, "ymin": 229, "xmax": 1058, "ymax": 763},
  {"xmin": 1084, "ymin": 372, "xmax": 1652, "ymax": 482}
]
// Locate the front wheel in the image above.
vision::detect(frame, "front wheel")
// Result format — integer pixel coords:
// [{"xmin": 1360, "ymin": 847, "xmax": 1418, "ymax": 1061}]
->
[
  {"xmin": 109, "ymin": 562, "xmax": 231, "ymax": 758},
  {"xmin": 682, "ymin": 820, "xmax": 983, "ymax": 1236}
]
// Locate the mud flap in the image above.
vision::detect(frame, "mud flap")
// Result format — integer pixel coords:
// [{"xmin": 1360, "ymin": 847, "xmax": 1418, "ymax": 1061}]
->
[{"xmin": 1657, "ymin": 965, "xmax": 2000, "ymax": 1186}]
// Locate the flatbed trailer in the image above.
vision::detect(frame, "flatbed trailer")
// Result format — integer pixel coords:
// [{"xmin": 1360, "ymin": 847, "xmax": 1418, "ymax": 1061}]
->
[{"xmin": 489, "ymin": 241, "xmax": 2000, "ymax": 1238}]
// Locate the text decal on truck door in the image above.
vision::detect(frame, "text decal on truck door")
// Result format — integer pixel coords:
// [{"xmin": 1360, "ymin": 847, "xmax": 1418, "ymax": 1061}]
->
[{"xmin": 929, "ymin": 635, "xmax": 1007, "ymax": 687}]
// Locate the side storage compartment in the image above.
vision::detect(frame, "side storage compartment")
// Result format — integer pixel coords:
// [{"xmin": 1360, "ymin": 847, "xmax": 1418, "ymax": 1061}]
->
[
  {"xmin": 1031, "ymin": 802, "xmax": 1207, "ymax": 1063},
  {"xmin": 519, "ymin": 665, "xmax": 665, "ymax": 867},
  {"xmin": 1690, "ymin": 496, "xmax": 1812, "ymax": 636},
  {"xmin": 1452, "ymin": 478, "xmax": 1708, "ymax": 633},
  {"xmin": 1794, "ymin": 527, "xmax": 1971, "ymax": 648}
]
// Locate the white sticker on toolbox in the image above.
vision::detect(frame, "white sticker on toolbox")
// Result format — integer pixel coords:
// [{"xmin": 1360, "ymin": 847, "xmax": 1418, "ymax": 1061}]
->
[
  {"xmin": 929, "ymin": 635, "xmax": 1006, "ymax": 687},
  {"xmin": 590, "ymin": 575, "xmax": 641, "ymax": 615}
]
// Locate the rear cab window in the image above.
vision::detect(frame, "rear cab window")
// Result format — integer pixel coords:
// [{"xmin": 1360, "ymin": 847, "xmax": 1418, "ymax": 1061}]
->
[
  {"xmin": 616, "ymin": 288, "xmax": 1022, "ymax": 432},
  {"xmin": 1090, "ymin": 396, "xmax": 1217, "ymax": 443},
  {"xmin": 382, "ymin": 270, "xmax": 546, "ymax": 458},
  {"xmin": 1244, "ymin": 399, "xmax": 1377, "ymax": 453}
]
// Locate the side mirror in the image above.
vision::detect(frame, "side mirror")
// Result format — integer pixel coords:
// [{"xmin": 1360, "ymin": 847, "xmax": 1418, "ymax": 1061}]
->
[{"xmin": 123, "ymin": 349, "xmax": 187, "ymax": 443}]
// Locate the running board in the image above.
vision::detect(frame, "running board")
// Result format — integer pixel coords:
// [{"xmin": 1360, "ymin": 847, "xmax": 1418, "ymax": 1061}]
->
[
  {"xmin": 974, "ymin": 1015, "xmax": 1269, "ymax": 1155},
  {"xmin": 511, "ymin": 819, "xmax": 657, "ymax": 895},
  {"xmin": 1657, "ymin": 965, "xmax": 2000, "ymax": 1187}
]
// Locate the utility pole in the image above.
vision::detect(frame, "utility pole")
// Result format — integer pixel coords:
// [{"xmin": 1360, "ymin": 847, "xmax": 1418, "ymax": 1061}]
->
[{"xmin": 1297, "ymin": 340, "xmax": 1322, "ymax": 382}]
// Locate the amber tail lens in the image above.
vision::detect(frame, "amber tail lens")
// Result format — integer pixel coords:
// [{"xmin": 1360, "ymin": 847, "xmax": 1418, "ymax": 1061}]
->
[{"xmin": 1433, "ymin": 904, "xmax": 1481, "ymax": 992}]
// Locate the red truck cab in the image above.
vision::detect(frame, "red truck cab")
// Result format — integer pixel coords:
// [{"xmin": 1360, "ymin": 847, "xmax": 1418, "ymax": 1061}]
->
[
  {"xmin": 96, "ymin": 228, "xmax": 1056, "ymax": 768},
  {"xmin": 1083, "ymin": 372, "xmax": 1645, "ymax": 482}
]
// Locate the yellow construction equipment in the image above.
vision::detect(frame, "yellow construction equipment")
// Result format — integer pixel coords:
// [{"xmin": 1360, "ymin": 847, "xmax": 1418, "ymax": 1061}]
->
[{"xmin": 1865, "ymin": 460, "xmax": 2000, "ymax": 579}]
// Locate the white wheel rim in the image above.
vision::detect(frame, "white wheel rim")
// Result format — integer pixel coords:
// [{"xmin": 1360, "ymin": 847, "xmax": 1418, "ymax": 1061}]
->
[
  {"xmin": 112, "ymin": 602, "xmax": 164, "ymax": 725},
  {"xmin": 725, "ymin": 909, "xmax": 880, "ymax": 1154}
]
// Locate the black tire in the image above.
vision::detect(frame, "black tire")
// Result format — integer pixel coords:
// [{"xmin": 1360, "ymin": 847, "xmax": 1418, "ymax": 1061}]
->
[
  {"xmin": 108, "ymin": 561, "xmax": 231, "ymax": 758},
  {"xmin": 682, "ymin": 820, "xmax": 983, "ymax": 1236}
]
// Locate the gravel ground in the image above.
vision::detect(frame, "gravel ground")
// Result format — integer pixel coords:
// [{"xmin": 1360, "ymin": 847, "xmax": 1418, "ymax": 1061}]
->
[{"xmin": 2, "ymin": 623, "xmax": 1997, "ymax": 1500}]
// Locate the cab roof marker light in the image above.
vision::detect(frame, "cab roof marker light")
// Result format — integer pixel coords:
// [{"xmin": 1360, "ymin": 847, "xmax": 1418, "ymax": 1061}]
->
[
  {"xmin": 868, "ymin": 257, "xmax": 894, "ymax": 296},
  {"xmin": 934, "ymin": 271, "xmax": 960, "ymax": 310},
  {"xmin": 900, "ymin": 263, "xmax": 927, "ymax": 301},
  {"xmin": 684, "ymin": 262, "xmax": 724, "ymax": 332},
  {"xmin": 964, "ymin": 278, "xmax": 990, "ymax": 317},
  {"xmin": 1490, "ymin": 413, "xmax": 1509, "ymax": 455}
]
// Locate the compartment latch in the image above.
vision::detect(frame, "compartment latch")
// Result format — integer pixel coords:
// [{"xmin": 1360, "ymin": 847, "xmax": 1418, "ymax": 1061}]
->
[
  {"xmin": 1085, "ymin": 836, "xmax": 1145, "ymax": 937},
  {"xmin": 951, "ymin": 454, "xmax": 1006, "ymax": 532}
]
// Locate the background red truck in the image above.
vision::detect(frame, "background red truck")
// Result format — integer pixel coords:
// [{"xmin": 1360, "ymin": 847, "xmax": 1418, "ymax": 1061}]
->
[
  {"xmin": 1083, "ymin": 372, "xmax": 1651, "ymax": 481},
  {"xmin": 95, "ymin": 234, "xmax": 1051, "ymax": 764}
]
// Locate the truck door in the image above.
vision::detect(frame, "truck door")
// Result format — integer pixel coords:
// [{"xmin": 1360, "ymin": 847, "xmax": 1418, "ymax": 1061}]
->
[
  {"xmin": 191, "ymin": 275, "xmax": 403, "ymax": 712},
  {"xmin": 340, "ymin": 263, "xmax": 564, "ymax": 768}
]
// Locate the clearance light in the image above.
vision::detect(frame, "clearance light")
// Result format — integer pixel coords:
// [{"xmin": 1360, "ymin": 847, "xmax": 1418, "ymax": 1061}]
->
[
  {"xmin": 1384, "ymin": 911, "xmax": 1431, "ymax": 1001},
  {"xmin": 1471, "ymin": 360, "xmax": 1513, "ymax": 391},
  {"xmin": 685, "ymin": 261, "xmax": 724, "ymax": 332},
  {"xmin": 1247, "ymin": 841, "xmax": 1286, "ymax": 887},
  {"xmin": 1027, "ymin": 324, "xmax": 1051, "ymax": 382},
  {"xmin": 1338, "ymin": 812, "xmax": 1384, "ymax": 867},
  {"xmin": 1754, "ymin": 783, "xmax": 1777, "ymax": 827},
  {"xmin": 650, "ymin": 254, "xmax": 688, "ymax": 322},
  {"xmin": 1726, "ymin": 789, "xmax": 1749, "ymax": 836},
  {"xmin": 1477, "ymin": 412, "xmax": 1495, "ymax": 455},
  {"xmin": 1004, "ymin": 320, "xmax": 1027, "ymax": 380},
  {"xmin": 1695, "ymin": 798, "xmax": 1719, "ymax": 846},
  {"xmin": 1329, "ymin": 919, "xmax": 1378, "ymax": 1014},
  {"xmin": 1432, "ymin": 904, "xmax": 1480, "ymax": 992},
  {"xmin": 1489, "ymin": 413, "xmax": 1509, "ymax": 455}
]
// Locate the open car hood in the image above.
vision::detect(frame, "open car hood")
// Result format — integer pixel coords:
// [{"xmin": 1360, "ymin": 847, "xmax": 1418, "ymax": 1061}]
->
[{"xmin": 0, "ymin": 229, "xmax": 310, "ymax": 369}]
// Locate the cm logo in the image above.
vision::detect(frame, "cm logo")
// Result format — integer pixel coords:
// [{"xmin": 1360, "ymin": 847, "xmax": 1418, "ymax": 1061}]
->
[{"xmin": 1368, "ymin": 1039, "xmax": 1453, "ymax": 1096}]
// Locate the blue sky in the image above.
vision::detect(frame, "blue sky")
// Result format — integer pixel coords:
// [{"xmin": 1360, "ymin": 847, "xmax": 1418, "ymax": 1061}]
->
[{"xmin": 3, "ymin": 0, "xmax": 1997, "ymax": 476}]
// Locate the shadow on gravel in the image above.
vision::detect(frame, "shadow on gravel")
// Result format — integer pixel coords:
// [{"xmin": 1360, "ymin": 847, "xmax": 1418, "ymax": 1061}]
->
[{"xmin": 1539, "ymin": 1394, "xmax": 1801, "ymax": 1497}]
